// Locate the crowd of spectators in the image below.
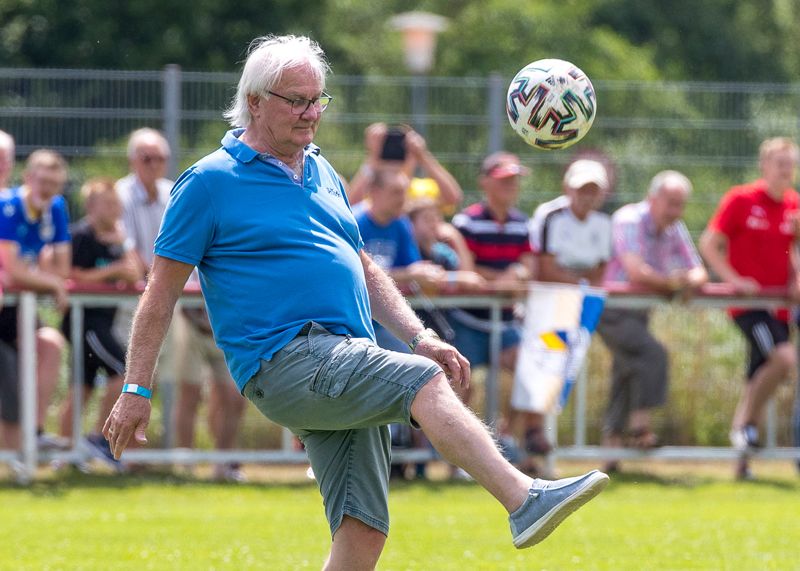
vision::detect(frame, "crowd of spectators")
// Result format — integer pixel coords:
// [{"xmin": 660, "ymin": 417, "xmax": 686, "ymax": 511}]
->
[{"xmin": 1, "ymin": 123, "xmax": 799, "ymax": 481}]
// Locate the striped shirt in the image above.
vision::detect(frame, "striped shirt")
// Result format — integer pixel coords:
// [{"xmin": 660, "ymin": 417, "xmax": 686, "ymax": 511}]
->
[
  {"xmin": 605, "ymin": 200, "xmax": 702, "ymax": 283},
  {"xmin": 452, "ymin": 201, "xmax": 532, "ymax": 270},
  {"xmin": 453, "ymin": 201, "xmax": 532, "ymax": 320},
  {"xmin": 116, "ymin": 173, "xmax": 173, "ymax": 268}
]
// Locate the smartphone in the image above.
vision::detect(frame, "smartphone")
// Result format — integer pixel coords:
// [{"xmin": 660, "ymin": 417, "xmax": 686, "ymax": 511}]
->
[{"xmin": 380, "ymin": 127, "xmax": 407, "ymax": 161}]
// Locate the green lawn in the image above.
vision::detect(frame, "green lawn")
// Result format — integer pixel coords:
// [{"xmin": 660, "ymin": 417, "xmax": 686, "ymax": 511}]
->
[{"xmin": 1, "ymin": 466, "xmax": 798, "ymax": 570}]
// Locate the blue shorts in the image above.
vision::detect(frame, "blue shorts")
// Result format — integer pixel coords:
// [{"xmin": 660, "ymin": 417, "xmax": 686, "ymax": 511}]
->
[{"xmin": 242, "ymin": 322, "xmax": 441, "ymax": 536}]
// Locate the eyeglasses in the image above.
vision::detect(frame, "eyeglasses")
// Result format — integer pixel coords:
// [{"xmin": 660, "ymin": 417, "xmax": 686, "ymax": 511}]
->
[
  {"xmin": 140, "ymin": 154, "xmax": 167, "ymax": 165},
  {"xmin": 266, "ymin": 90, "xmax": 333, "ymax": 115}
]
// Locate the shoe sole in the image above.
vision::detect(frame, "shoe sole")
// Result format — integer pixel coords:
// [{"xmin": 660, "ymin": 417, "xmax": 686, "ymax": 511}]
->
[{"xmin": 513, "ymin": 471, "xmax": 610, "ymax": 549}]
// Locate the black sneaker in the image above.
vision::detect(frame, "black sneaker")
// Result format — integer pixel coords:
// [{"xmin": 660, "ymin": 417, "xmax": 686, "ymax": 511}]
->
[{"xmin": 83, "ymin": 434, "xmax": 123, "ymax": 471}]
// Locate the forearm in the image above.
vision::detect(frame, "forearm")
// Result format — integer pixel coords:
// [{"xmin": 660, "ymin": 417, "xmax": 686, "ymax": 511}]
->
[
  {"xmin": 124, "ymin": 284, "xmax": 179, "ymax": 389},
  {"xmin": 538, "ymin": 257, "xmax": 582, "ymax": 284},
  {"xmin": 628, "ymin": 264, "xmax": 673, "ymax": 294},
  {"xmin": 71, "ymin": 266, "xmax": 117, "ymax": 283},
  {"xmin": 7, "ymin": 265, "xmax": 63, "ymax": 295},
  {"xmin": 363, "ymin": 253, "xmax": 424, "ymax": 345},
  {"xmin": 417, "ymin": 151, "xmax": 463, "ymax": 206}
]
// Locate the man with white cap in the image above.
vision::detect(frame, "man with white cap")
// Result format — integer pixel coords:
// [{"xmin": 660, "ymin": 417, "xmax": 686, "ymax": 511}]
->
[
  {"xmin": 531, "ymin": 159, "xmax": 612, "ymax": 286},
  {"xmin": 515, "ymin": 159, "xmax": 612, "ymax": 468}
]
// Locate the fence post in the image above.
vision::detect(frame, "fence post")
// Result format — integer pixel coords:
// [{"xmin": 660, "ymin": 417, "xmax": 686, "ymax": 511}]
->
[
  {"xmin": 487, "ymin": 73, "xmax": 505, "ymax": 154},
  {"xmin": 162, "ymin": 64, "xmax": 182, "ymax": 181},
  {"xmin": 18, "ymin": 292, "xmax": 38, "ymax": 484}
]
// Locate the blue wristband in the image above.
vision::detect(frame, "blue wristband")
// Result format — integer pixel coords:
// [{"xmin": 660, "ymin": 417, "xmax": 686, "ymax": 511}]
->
[{"xmin": 122, "ymin": 383, "xmax": 153, "ymax": 399}]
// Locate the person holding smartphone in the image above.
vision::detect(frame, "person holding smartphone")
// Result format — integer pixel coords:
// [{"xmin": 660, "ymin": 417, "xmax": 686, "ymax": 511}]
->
[{"xmin": 348, "ymin": 122, "xmax": 463, "ymax": 210}]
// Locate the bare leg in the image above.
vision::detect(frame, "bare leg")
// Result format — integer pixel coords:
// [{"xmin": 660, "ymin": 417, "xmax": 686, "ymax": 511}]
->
[
  {"xmin": 0, "ymin": 420, "xmax": 20, "ymax": 449},
  {"xmin": 411, "ymin": 373, "xmax": 532, "ymax": 512},
  {"xmin": 736, "ymin": 343, "xmax": 794, "ymax": 427},
  {"xmin": 209, "ymin": 381, "xmax": 246, "ymax": 450},
  {"xmin": 36, "ymin": 328, "xmax": 65, "ymax": 430},
  {"xmin": 174, "ymin": 381, "xmax": 202, "ymax": 448},
  {"xmin": 323, "ymin": 516, "xmax": 386, "ymax": 571},
  {"xmin": 58, "ymin": 387, "xmax": 93, "ymax": 438}
]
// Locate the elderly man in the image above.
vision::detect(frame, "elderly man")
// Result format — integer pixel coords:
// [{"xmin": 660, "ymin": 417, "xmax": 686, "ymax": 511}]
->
[
  {"xmin": 103, "ymin": 35, "xmax": 607, "ymax": 569},
  {"xmin": 598, "ymin": 170, "xmax": 707, "ymax": 472},
  {"xmin": 0, "ymin": 150, "xmax": 71, "ymax": 450},
  {"xmin": 700, "ymin": 137, "xmax": 800, "ymax": 480},
  {"xmin": 116, "ymin": 128, "xmax": 173, "ymax": 273}
]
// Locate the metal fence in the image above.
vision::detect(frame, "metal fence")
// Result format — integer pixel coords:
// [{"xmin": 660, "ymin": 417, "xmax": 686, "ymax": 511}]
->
[{"xmin": 3, "ymin": 68, "xmax": 800, "ymax": 233}]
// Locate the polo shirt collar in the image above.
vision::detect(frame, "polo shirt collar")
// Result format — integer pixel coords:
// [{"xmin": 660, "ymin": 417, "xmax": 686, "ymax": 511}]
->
[{"xmin": 222, "ymin": 128, "xmax": 321, "ymax": 163}]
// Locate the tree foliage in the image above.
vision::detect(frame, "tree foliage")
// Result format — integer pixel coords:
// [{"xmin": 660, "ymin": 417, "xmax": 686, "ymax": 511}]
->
[{"xmin": 0, "ymin": 0, "xmax": 798, "ymax": 82}]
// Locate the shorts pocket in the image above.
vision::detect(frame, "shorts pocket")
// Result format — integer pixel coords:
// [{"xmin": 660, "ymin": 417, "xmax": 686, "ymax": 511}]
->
[{"xmin": 310, "ymin": 337, "xmax": 370, "ymax": 398}]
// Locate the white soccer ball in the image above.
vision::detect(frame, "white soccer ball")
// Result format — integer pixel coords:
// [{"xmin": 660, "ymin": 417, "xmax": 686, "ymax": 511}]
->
[{"xmin": 506, "ymin": 58, "xmax": 597, "ymax": 150}]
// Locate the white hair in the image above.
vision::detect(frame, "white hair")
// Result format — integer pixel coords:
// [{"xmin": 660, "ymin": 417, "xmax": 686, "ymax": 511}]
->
[
  {"xmin": 126, "ymin": 128, "xmax": 170, "ymax": 160},
  {"xmin": 0, "ymin": 130, "xmax": 15, "ymax": 154},
  {"xmin": 224, "ymin": 35, "xmax": 331, "ymax": 128},
  {"xmin": 647, "ymin": 170, "xmax": 692, "ymax": 197}
]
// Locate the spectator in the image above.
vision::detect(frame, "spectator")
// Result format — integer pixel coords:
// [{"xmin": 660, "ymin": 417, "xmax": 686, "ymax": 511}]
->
[
  {"xmin": 0, "ymin": 130, "xmax": 14, "ymax": 191},
  {"xmin": 174, "ymin": 273, "xmax": 248, "ymax": 483},
  {"xmin": 58, "ymin": 178, "xmax": 143, "ymax": 468},
  {"xmin": 516, "ymin": 159, "xmax": 612, "ymax": 463},
  {"xmin": 103, "ymin": 35, "xmax": 608, "ymax": 565},
  {"xmin": 451, "ymin": 152, "xmax": 540, "ymax": 459},
  {"xmin": 699, "ymin": 137, "xmax": 800, "ymax": 480},
  {"xmin": 406, "ymin": 197, "xmax": 486, "ymax": 292},
  {"xmin": 599, "ymin": 170, "xmax": 707, "ymax": 472},
  {"xmin": 348, "ymin": 123, "xmax": 463, "ymax": 210},
  {"xmin": 533, "ymin": 159, "xmax": 612, "ymax": 286},
  {"xmin": 405, "ymin": 197, "xmax": 487, "ymax": 480},
  {"xmin": 116, "ymin": 128, "xmax": 173, "ymax": 273},
  {"xmin": 0, "ymin": 149, "xmax": 71, "ymax": 450},
  {"xmin": 355, "ymin": 168, "xmax": 446, "ymax": 352}
]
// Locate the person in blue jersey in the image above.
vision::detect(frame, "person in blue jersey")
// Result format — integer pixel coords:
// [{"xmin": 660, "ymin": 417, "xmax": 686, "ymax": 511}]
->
[
  {"xmin": 0, "ymin": 149, "xmax": 70, "ymax": 450},
  {"xmin": 102, "ymin": 35, "xmax": 608, "ymax": 568},
  {"xmin": 355, "ymin": 167, "xmax": 446, "ymax": 352}
]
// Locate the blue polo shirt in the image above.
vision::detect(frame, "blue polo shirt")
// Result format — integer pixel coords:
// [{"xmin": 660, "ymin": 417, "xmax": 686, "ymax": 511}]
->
[
  {"xmin": 0, "ymin": 187, "xmax": 71, "ymax": 263},
  {"xmin": 155, "ymin": 129, "xmax": 375, "ymax": 390}
]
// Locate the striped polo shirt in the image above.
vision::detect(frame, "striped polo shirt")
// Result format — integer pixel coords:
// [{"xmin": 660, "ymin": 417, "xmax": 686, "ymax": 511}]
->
[{"xmin": 453, "ymin": 201, "xmax": 532, "ymax": 320}]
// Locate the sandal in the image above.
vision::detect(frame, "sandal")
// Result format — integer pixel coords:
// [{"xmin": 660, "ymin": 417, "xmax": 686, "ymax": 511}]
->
[{"xmin": 628, "ymin": 428, "xmax": 661, "ymax": 450}]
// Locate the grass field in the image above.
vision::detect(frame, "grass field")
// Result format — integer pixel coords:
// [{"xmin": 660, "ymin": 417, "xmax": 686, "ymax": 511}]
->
[{"xmin": 1, "ymin": 461, "xmax": 798, "ymax": 570}]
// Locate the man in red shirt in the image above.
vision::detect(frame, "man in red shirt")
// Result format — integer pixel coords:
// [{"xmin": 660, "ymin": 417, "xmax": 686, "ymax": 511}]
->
[{"xmin": 700, "ymin": 137, "xmax": 800, "ymax": 479}]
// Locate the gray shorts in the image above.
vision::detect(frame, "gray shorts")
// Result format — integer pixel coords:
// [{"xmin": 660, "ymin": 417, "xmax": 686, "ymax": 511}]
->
[{"xmin": 242, "ymin": 322, "xmax": 442, "ymax": 536}]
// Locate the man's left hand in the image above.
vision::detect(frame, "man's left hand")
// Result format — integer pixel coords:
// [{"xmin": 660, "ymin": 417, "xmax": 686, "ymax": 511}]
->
[{"xmin": 414, "ymin": 338, "xmax": 470, "ymax": 390}]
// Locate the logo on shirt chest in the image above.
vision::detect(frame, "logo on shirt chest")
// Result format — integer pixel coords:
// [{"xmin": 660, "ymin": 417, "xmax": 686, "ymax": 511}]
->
[
  {"xmin": 325, "ymin": 186, "xmax": 341, "ymax": 198},
  {"xmin": 745, "ymin": 205, "xmax": 769, "ymax": 231}
]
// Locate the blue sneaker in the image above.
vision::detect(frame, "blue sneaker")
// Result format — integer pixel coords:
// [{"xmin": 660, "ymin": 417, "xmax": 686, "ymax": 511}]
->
[
  {"xmin": 82, "ymin": 434, "xmax": 123, "ymax": 472},
  {"xmin": 509, "ymin": 469, "xmax": 609, "ymax": 548}
]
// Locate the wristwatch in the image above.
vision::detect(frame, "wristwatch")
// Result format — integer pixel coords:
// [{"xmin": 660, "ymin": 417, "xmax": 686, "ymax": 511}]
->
[{"xmin": 408, "ymin": 328, "xmax": 440, "ymax": 353}]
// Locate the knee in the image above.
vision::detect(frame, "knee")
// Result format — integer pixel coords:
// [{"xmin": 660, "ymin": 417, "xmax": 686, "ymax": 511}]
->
[
  {"xmin": 773, "ymin": 344, "xmax": 796, "ymax": 376},
  {"xmin": 36, "ymin": 327, "xmax": 65, "ymax": 355}
]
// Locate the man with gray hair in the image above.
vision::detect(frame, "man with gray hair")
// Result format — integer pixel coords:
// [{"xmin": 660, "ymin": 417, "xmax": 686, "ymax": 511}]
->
[
  {"xmin": 598, "ymin": 170, "xmax": 707, "ymax": 472},
  {"xmin": 102, "ymin": 35, "xmax": 607, "ymax": 568},
  {"xmin": 116, "ymin": 127, "xmax": 173, "ymax": 273}
]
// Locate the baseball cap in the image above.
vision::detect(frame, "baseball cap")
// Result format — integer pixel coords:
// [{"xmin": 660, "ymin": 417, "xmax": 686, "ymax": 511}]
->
[
  {"xmin": 480, "ymin": 152, "xmax": 531, "ymax": 179},
  {"xmin": 563, "ymin": 159, "xmax": 609, "ymax": 191}
]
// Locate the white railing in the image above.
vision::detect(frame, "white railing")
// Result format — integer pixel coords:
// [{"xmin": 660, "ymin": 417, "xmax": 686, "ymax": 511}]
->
[{"xmin": 1, "ymin": 283, "xmax": 797, "ymax": 483}]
